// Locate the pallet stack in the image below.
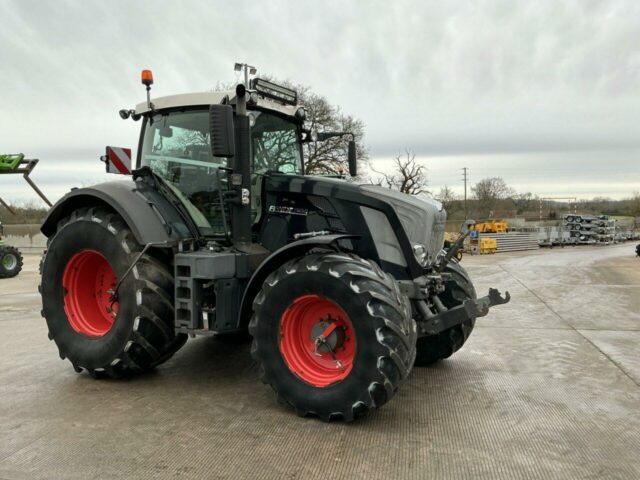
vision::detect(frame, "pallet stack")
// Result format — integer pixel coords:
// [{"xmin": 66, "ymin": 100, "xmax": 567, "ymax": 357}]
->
[
  {"xmin": 564, "ymin": 214, "xmax": 615, "ymax": 244},
  {"xmin": 477, "ymin": 232, "xmax": 539, "ymax": 252},
  {"xmin": 469, "ymin": 220, "xmax": 539, "ymax": 254}
]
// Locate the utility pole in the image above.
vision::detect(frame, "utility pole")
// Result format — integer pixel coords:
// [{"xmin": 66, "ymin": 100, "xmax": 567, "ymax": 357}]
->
[{"xmin": 462, "ymin": 167, "xmax": 469, "ymax": 218}]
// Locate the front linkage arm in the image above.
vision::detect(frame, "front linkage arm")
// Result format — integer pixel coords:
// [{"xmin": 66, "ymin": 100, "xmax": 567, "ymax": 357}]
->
[
  {"xmin": 416, "ymin": 288, "xmax": 511, "ymax": 336},
  {"xmin": 399, "ymin": 218, "xmax": 511, "ymax": 337},
  {"xmin": 401, "ymin": 275, "xmax": 512, "ymax": 337}
]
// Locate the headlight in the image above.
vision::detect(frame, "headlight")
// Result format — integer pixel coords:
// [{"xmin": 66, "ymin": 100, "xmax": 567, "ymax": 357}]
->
[{"xmin": 412, "ymin": 243, "xmax": 429, "ymax": 267}]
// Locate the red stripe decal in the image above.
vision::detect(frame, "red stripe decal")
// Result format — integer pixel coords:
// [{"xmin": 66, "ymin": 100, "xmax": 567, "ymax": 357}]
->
[{"xmin": 107, "ymin": 147, "xmax": 131, "ymax": 174}]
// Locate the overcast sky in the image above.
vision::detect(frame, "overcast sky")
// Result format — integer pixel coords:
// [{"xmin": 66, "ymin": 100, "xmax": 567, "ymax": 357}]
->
[{"xmin": 1, "ymin": 0, "xmax": 639, "ymax": 204}]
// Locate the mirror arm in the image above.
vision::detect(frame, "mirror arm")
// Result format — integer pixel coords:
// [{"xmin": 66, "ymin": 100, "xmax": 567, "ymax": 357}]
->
[{"xmin": 317, "ymin": 131, "xmax": 353, "ymax": 142}]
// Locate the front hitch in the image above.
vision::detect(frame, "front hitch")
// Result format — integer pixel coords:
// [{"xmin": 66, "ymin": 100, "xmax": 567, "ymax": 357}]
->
[
  {"xmin": 469, "ymin": 288, "xmax": 511, "ymax": 316},
  {"xmin": 415, "ymin": 288, "xmax": 511, "ymax": 336}
]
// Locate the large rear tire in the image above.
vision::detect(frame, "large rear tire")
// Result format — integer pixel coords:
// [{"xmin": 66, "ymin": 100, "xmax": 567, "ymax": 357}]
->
[
  {"xmin": 0, "ymin": 245, "xmax": 23, "ymax": 278},
  {"xmin": 414, "ymin": 261, "xmax": 477, "ymax": 366},
  {"xmin": 40, "ymin": 207, "xmax": 186, "ymax": 377},
  {"xmin": 249, "ymin": 252, "xmax": 416, "ymax": 421}
]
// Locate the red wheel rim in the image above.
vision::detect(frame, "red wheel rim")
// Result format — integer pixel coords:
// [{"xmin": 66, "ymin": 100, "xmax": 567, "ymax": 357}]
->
[
  {"xmin": 62, "ymin": 250, "xmax": 118, "ymax": 337},
  {"xmin": 279, "ymin": 294, "xmax": 356, "ymax": 387}
]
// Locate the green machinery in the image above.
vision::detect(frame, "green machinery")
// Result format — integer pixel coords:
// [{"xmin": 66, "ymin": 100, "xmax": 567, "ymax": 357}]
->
[{"xmin": 0, "ymin": 153, "xmax": 52, "ymax": 278}]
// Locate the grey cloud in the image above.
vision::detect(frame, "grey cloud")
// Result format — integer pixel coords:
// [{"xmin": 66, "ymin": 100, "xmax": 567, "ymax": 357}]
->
[{"xmin": 0, "ymin": 0, "xmax": 639, "ymax": 200}]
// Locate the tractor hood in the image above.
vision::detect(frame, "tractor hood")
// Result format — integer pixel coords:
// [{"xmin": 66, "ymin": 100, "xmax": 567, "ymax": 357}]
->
[
  {"xmin": 358, "ymin": 184, "xmax": 447, "ymax": 261},
  {"xmin": 265, "ymin": 174, "xmax": 448, "ymax": 269}
]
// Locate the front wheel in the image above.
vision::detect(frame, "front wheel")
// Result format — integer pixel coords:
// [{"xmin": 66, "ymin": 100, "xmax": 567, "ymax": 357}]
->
[
  {"xmin": 249, "ymin": 252, "xmax": 416, "ymax": 421},
  {"xmin": 414, "ymin": 262, "xmax": 477, "ymax": 366}
]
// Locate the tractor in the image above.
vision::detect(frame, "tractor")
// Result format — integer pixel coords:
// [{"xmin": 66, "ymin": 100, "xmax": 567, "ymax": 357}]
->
[
  {"xmin": 39, "ymin": 67, "xmax": 510, "ymax": 421},
  {"xmin": 0, "ymin": 153, "xmax": 52, "ymax": 278}
]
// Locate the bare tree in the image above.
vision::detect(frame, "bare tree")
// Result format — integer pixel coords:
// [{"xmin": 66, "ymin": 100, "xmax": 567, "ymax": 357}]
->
[
  {"xmin": 631, "ymin": 191, "xmax": 640, "ymax": 217},
  {"xmin": 435, "ymin": 185, "xmax": 457, "ymax": 212},
  {"xmin": 300, "ymin": 90, "xmax": 369, "ymax": 177},
  {"xmin": 0, "ymin": 199, "xmax": 49, "ymax": 224},
  {"xmin": 471, "ymin": 177, "xmax": 515, "ymax": 215},
  {"xmin": 513, "ymin": 192, "xmax": 537, "ymax": 214},
  {"xmin": 371, "ymin": 150, "xmax": 429, "ymax": 195}
]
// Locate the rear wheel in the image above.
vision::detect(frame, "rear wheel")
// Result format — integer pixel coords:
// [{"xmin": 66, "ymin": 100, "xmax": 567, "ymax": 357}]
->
[
  {"xmin": 249, "ymin": 252, "xmax": 416, "ymax": 421},
  {"xmin": 414, "ymin": 262, "xmax": 477, "ymax": 366},
  {"xmin": 0, "ymin": 245, "xmax": 23, "ymax": 278},
  {"xmin": 40, "ymin": 207, "xmax": 186, "ymax": 377}
]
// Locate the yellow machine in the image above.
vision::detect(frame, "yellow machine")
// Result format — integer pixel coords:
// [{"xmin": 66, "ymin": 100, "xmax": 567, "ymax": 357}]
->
[
  {"xmin": 473, "ymin": 219, "xmax": 508, "ymax": 234},
  {"xmin": 464, "ymin": 221, "xmax": 501, "ymax": 255},
  {"xmin": 479, "ymin": 237, "xmax": 497, "ymax": 254}
]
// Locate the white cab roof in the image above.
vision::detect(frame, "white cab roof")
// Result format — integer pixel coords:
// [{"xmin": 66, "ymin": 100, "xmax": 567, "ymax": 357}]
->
[{"xmin": 135, "ymin": 90, "xmax": 299, "ymax": 117}]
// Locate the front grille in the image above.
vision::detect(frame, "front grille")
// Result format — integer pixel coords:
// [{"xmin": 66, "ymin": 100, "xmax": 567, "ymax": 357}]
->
[
  {"xmin": 308, "ymin": 195, "xmax": 345, "ymax": 232},
  {"xmin": 427, "ymin": 216, "xmax": 446, "ymax": 263},
  {"xmin": 307, "ymin": 195, "xmax": 337, "ymax": 215}
]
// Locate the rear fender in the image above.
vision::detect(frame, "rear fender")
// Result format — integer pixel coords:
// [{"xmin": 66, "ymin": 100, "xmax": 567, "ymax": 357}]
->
[{"xmin": 40, "ymin": 181, "xmax": 191, "ymax": 245}]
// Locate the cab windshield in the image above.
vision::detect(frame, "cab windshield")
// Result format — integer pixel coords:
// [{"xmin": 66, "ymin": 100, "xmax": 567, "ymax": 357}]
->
[
  {"xmin": 251, "ymin": 111, "xmax": 303, "ymax": 175},
  {"xmin": 140, "ymin": 108, "xmax": 302, "ymax": 236}
]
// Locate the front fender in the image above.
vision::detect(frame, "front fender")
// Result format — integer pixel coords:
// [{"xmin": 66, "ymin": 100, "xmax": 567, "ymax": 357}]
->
[
  {"xmin": 40, "ymin": 180, "xmax": 191, "ymax": 245},
  {"xmin": 238, "ymin": 234, "xmax": 358, "ymax": 329}
]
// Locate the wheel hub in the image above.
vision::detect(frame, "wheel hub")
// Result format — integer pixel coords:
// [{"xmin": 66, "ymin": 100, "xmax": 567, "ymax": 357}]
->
[
  {"xmin": 2, "ymin": 253, "xmax": 17, "ymax": 270},
  {"xmin": 62, "ymin": 250, "xmax": 118, "ymax": 337},
  {"xmin": 279, "ymin": 294, "xmax": 356, "ymax": 388},
  {"xmin": 310, "ymin": 316, "xmax": 345, "ymax": 352}
]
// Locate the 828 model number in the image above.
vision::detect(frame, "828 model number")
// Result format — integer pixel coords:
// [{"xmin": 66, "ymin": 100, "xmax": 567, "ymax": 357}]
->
[{"xmin": 268, "ymin": 205, "xmax": 309, "ymax": 216}]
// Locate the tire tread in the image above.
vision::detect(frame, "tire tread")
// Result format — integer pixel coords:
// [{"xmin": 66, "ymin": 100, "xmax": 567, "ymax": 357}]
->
[
  {"xmin": 40, "ymin": 207, "xmax": 186, "ymax": 377},
  {"xmin": 249, "ymin": 252, "xmax": 416, "ymax": 421}
]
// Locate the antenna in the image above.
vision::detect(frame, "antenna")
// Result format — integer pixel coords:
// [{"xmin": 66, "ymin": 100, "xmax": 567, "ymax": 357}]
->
[{"xmin": 234, "ymin": 62, "xmax": 257, "ymax": 86}]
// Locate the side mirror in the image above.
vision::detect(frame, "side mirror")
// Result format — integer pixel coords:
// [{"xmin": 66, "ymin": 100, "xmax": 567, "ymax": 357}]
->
[
  {"xmin": 209, "ymin": 104, "xmax": 235, "ymax": 158},
  {"xmin": 348, "ymin": 140, "xmax": 357, "ymax": 177},
  {"xmin": 159, "ymin": 126, "xmax": 173, "ymax": 138}
]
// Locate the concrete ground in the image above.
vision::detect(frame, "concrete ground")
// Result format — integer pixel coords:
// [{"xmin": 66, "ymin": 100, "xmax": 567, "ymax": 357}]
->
[{"xmin": 1, "ymin": 244, "xmax": 639, "ymax": 479}]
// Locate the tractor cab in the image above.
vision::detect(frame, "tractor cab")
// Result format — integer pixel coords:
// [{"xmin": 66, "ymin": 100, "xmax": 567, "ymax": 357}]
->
[{"xmin": 132, "ymin": 85, "xmax": 306, "ymax": 237}]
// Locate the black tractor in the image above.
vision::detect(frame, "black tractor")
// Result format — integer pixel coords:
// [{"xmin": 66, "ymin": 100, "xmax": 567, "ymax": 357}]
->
[{"xmin": 39, "ymin": 69, "xmax": 509, "ymax": 421}]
